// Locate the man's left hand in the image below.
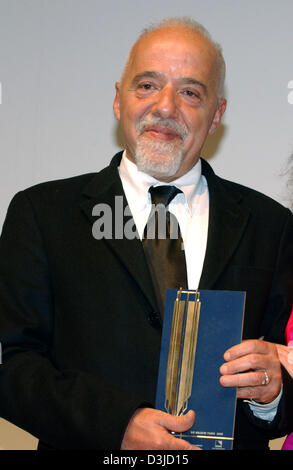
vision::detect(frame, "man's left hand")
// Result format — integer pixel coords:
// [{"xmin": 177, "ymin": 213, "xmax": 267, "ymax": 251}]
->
[{"xmin": 219, "ymin": 340, "xmax": 282, "ymax": 403}]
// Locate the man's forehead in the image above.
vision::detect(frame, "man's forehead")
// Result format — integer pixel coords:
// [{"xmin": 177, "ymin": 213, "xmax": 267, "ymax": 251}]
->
[
  {"xmin": 128, "ymin": 26, "xmax": 217, "ymax": 72},
  {"xmin": 134, "ymin": 25, "xmax": 214, "ymax": 57},
  {"xmin": 123, "ymin": 27, "xmax": 218, "ymax": 86}
]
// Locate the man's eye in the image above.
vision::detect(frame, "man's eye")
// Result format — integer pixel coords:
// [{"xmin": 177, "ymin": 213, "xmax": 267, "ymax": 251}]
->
[
  {"xmin": 183, "ymin": 89, "xmax": 200, "ymax": 98},
  {"xmin": 138, "ymin": 83, "xmax": 154, "ymax": 90},
  {"xmin": 135, "ymin": 82, "xmax": 158, "ymax": 97}
]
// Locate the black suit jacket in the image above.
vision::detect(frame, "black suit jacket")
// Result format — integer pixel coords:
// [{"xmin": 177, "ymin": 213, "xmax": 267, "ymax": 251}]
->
[{"xmin": 0, "ymin": 152, "xmax": 292, "ymax": 450}]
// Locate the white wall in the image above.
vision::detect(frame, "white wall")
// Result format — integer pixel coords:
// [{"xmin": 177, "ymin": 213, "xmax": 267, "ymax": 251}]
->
[{"xmin": 0, "ymin": 0, "xmax": 292, "ymax": 449}]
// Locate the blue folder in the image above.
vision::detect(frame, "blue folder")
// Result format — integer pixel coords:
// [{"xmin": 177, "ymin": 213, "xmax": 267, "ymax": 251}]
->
[{"xmin": 155, "ymin": 289, "xmax": 245, "ymax": 450}]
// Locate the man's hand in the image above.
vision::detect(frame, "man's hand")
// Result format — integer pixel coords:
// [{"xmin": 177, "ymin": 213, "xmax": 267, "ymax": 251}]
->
[
  {"xmin": 219, "ymin": 339, "xmax": 282, "ymax": 403},
  {"xmin": 121, "ymin": 408, "xmax": 200, "ymax": 450}
]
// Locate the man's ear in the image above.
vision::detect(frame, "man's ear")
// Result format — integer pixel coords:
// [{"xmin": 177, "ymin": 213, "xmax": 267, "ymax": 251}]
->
[
  {"xmin": 208, "ymin": 98, "xmax": 227, "ymax": 134},
  {"xmin": 113, "ymin": 82, "xmax": 121, "ymax": 120}
]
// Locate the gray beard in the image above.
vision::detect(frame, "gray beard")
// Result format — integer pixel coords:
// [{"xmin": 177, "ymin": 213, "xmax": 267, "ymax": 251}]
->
[{"xmin": 134, "ymin": 136, "xmax": 183, "ymax": 178}]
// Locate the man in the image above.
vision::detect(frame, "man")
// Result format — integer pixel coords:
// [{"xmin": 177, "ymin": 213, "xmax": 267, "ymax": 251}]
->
[{"xmin": 0, "ymin": 18, "xmax": 292, "ymax": 450}]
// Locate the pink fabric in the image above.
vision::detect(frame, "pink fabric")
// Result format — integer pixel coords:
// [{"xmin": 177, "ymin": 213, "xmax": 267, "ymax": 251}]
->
[
  {"xmin": 282, "ymin": 308, "xmax": 293, "ymax": 450},
  {"xmin": 285, "ymin": 310, "xmax": 293, "ymax": 346},
  {"xmin": 282, "ymin": 437, "xmax": 293, "ymax": 450}
]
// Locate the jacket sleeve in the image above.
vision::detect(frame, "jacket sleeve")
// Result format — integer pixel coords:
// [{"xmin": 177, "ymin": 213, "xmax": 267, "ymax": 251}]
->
[
  {"xmin": 243, "ymin": 209, "xmax": 293, "ymax": 436},
  {"xmin": 0, "ymin": 191, "xmax": 145, "ymax": 449},
  {"xmin": 261, "ymin": 209, "xmax": 293, "ymax": 344}
]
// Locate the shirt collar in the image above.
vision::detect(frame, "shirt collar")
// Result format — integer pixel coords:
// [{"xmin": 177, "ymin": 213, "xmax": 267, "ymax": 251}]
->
[{"xmin": 118, "ymin": 150, "xmax": 202, "ymax": 214}]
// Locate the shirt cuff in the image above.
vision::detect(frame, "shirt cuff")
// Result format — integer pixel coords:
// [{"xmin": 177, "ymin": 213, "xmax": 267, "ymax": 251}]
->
[{"xmin": 243, "ymin": 386, "xmax": 283, "ymax": 422}]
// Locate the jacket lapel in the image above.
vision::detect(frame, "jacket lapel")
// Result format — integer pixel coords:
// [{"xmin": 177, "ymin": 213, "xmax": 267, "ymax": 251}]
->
[
  {"xmin": 199, "ymin": 159, "xmax": 251, "ymax": 289},
  {"xmin": 79, "ymin": 152, "xmax": 158, "ymax": 313},
  {"xmin": 79, "ymin": 153, "xmax": 251, "ymax": 306}
]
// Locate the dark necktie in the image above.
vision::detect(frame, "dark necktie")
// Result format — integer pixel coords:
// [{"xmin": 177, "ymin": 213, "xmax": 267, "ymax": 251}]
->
[{"xmin": 142, "ymin": 185, "xmax": 188, "ymax": 318}]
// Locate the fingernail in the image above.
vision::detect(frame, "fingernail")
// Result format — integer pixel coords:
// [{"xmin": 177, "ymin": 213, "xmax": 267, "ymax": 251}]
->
[
  {"xmin": 224, "ymin": 351, "xmax": 230, "ymax": 361},
  {"xmin": 220, "ymin": 364, "xmax": 227, "ymax": 374}
]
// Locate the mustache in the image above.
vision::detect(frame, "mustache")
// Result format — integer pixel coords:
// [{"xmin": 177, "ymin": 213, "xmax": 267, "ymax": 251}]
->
[{"xmin": 136, "ymin": 116, "xmax": 188, "ymax": 140}]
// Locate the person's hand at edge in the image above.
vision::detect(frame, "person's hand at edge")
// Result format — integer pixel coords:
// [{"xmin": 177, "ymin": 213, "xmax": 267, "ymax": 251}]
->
[{"xmin": 121, "ymin": 407, "xmax": 200, "ymax": 450}]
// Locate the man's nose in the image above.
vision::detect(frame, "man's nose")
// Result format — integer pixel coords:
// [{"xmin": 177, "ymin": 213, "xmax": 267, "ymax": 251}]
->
[{"xmin": 152, "ymin": 85, "xmax": 178, "ymax": 119}]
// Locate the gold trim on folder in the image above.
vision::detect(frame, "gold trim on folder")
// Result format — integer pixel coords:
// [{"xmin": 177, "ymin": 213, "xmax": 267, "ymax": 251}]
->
[{"xmin": 164, "ymin": 289, "xmax": 201, "ymax": 416}]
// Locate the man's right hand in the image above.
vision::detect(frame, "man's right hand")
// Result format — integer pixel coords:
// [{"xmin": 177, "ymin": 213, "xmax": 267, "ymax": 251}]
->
[{"xmin": 121, "ymin": 407, "xmax": 200, "ymax": 450}]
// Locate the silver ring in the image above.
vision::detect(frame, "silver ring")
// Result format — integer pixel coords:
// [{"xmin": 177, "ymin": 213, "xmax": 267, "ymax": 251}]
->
[{"xmin": 261, "ymin": 370, "xmax": 270, "ymax": 386}]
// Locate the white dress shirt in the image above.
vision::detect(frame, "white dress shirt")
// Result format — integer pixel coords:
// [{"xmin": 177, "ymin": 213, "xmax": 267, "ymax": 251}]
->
[{"xmin": 118, "ymin": 151, "xmax": 209, "ymax": 290}]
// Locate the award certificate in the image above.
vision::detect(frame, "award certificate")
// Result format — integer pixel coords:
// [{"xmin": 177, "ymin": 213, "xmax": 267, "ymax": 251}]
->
[{"xmin": 155, "ymin": 289, "xmax": 245, "ymax": 450}]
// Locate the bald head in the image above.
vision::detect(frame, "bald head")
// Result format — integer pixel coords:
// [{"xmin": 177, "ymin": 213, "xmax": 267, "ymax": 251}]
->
[{"xmin": 121, "ymin": 17, "xmax": 226, "ymax": 100}]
